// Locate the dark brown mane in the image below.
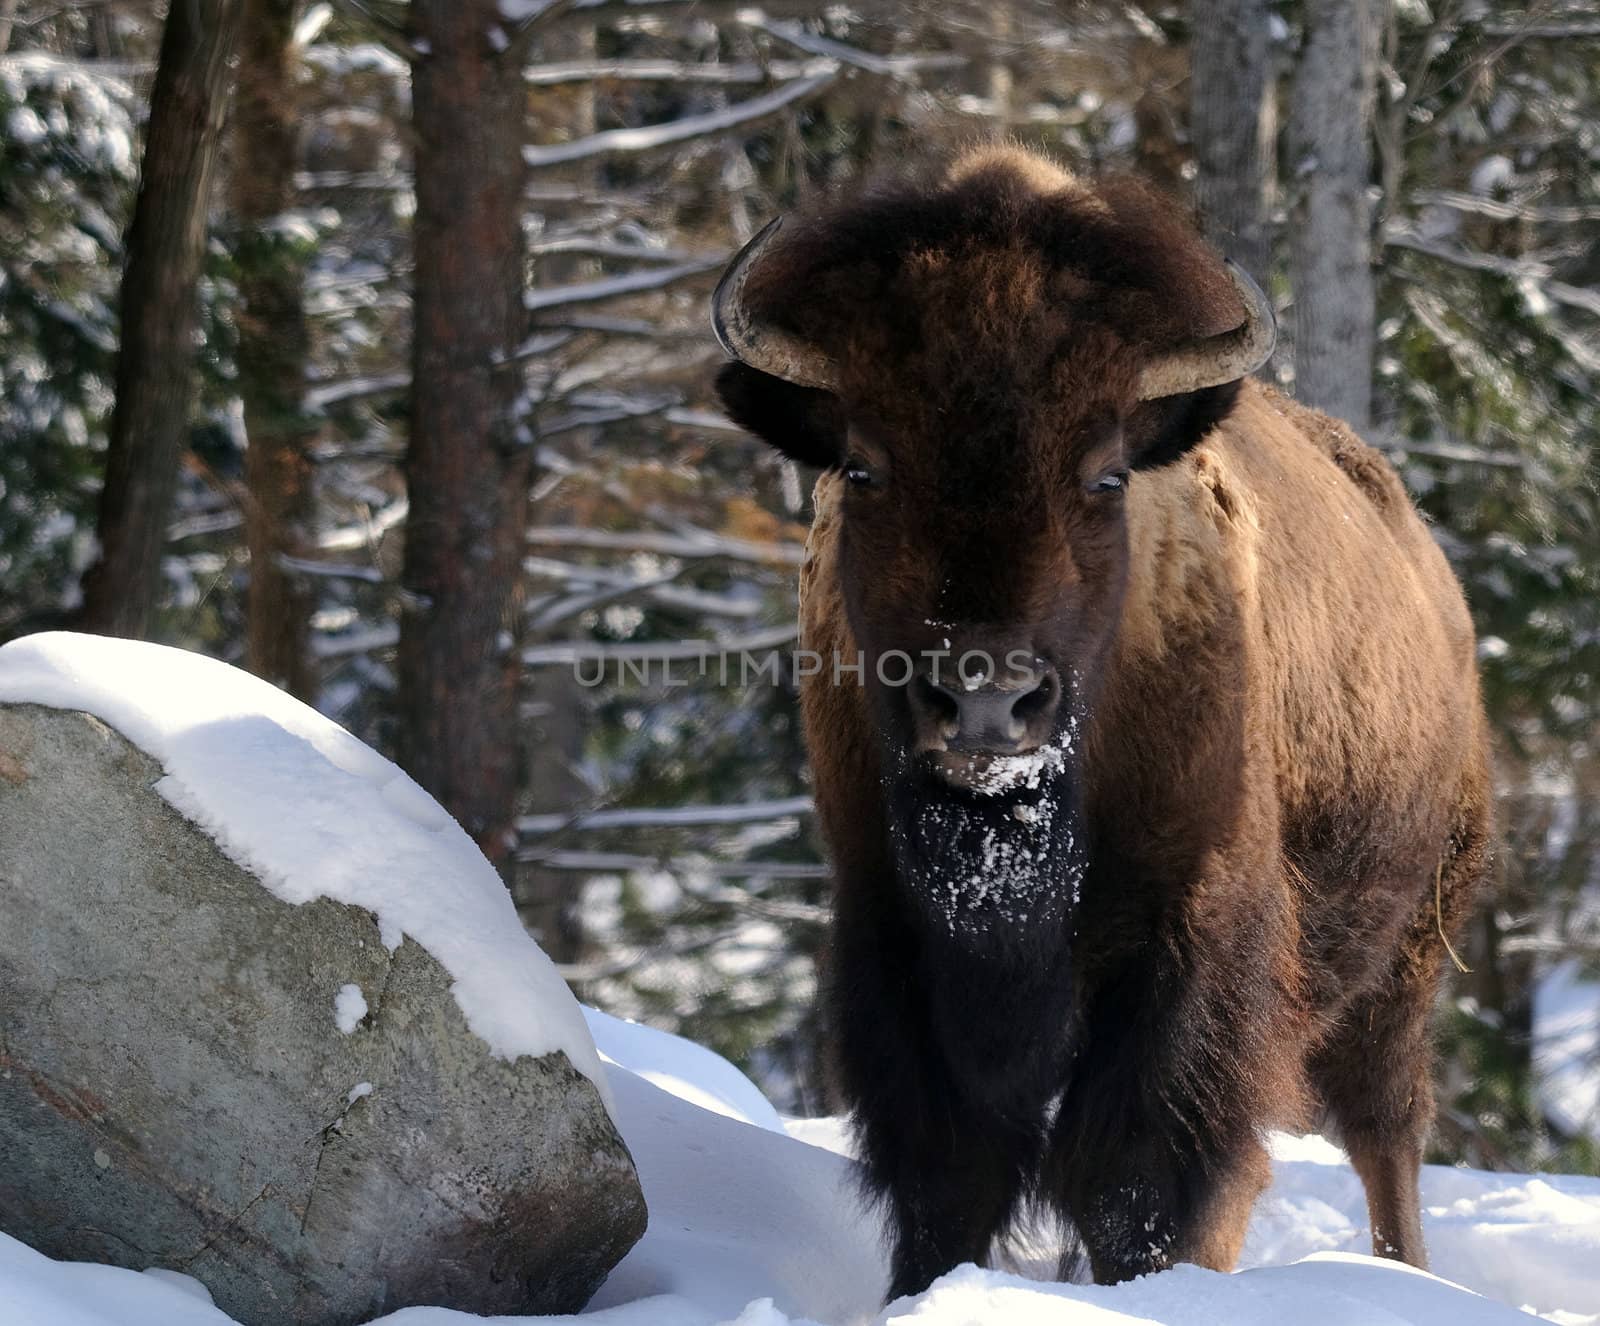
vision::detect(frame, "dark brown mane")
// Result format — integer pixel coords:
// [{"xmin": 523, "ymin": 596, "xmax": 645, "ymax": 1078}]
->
[{"xmin": 742, "ymin": 148, "xmax": 1248, "ymax": 360}]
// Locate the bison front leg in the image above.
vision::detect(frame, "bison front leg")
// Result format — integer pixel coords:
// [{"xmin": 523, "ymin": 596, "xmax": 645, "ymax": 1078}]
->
[
  {"xmin": 1048, "ymin": 1073, "xmax": 1272, "ymax": 1283},
  {"xmin": 825, "ymin": 903, "xmax": 1042, "ymax": 1302},
  {"xmin": 1044, "ymin": 937, "xmax": 1290, "ymax": 1285}
]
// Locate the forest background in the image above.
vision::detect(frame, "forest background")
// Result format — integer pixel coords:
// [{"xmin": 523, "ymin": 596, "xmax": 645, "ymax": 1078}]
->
[{"xmin": 2, "ymin": 0, "xmax": 1597, "ymax": 1173}]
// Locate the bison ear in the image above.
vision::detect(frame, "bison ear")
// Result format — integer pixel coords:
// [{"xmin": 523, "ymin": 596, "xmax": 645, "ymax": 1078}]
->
[
  {"xmin": 1127, "ymin": 380, "xmax": 1243, "ymax": 472},
  {"xmin": 715, "ymin": 361, "xmax": 846, "ymax": 469}
]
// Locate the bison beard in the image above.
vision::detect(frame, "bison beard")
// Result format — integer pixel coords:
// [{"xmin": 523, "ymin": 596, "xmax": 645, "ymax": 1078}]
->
[
  {"xmin": 885, "ymin": 732, "xmax": 1085, "ymax": 1090},
  {"xmin": 888, "ymin": 746, "xmax": 1083, "ymax": 939},
  {"xmin": 854, "ymin": 755, "xmax": 1086, "ymax": 1296}
]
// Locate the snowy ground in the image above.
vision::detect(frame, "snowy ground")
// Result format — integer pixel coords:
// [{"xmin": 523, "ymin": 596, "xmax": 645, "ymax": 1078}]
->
[
  {"xmin": 7, "ymin": 1022, "xmax": 1600, "ymax": 1326},
  {"xmin": 3, "ymin": 634, "xmax": 1599, "ymax": 1326},
  {"xmin": 1536, "ymin": 959, "xmax": 1600, "ymax": 1141}
]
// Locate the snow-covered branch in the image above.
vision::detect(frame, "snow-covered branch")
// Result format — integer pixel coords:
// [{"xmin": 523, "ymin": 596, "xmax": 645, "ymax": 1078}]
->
[
  {"xmin": 317, "ymin": 498, "xmax": 409, "ymax": 551},
  {"xmin": 525, "ymin": 554, "xmax": 765, "ymax": 624},
  {"xmin": 168, "ymin": 510, "xmax": 243, "ymax": 540},
  {"xmin": 521, "ymin": 69, "xmax": 838, "ymax": 169},
  {"xmin": 664, "ymin": 407, "xmax": 743, "ymax": 433},
  {"xmin": 1386, "ymin": 228, "xmax": 1600, "ymax": 319},
  {"xmin": 517, "ymin": 846, "xmax": 829, "ymax": 885},
  {"xmin": 539, "ymin": 387, "xmax": 687, "ymax": 437},
  {"xmin": 1482, "ymin": 17, "xmax": 1600, "ymax": 37},
  {"xmin": 1382, "ymin": 438, "xmax": 1530, "ymax": 470},
  {"xmin": 528, "ymin": 236, "xmax": 709, "ymax": 262},
  {"xmin": 522, "ymin": 256, "xmax": 724, "ymax": 312},
  {"xmin": 304, "ymin": 371, "xmax": 411, "ymax": 412},
  {"xmin": 526, "ymin": 525, "xmax": 806, "ymax": 566},
  {"xmin": 520, "ymin": 622, "xmax": 797, "ymax": 667},
  {"xmin": 737, "ymin": 11, "xmax": 965, "ymax": 78},
  {"xmin": 276, "ymin": 554, "xmax": 386, "ymax": 583},
  {"xmin": 518, "ymin": 795, "xmax": 813, "ymax": 835},
  {"xmin": 524, "ymin": 55, "xmax": 832, "ymax": 86},
  {"xmin": 310, "ymin": 623, "xmax": 400, "ymax": 658},
  {"xmin": 1410, "ymin": 190, "xmax": 1600, "ymax": 225}
]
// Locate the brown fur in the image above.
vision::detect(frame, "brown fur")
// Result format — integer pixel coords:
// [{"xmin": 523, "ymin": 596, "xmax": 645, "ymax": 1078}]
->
[{"xmin": 722, "ymin": 146, "xmax": 1491, "ymax": 1299}]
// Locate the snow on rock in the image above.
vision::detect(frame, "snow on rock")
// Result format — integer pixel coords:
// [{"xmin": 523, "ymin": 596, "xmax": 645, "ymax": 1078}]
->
[
  {"xmin": 333, "ymin": 981, "xmax": 368, "ymax": 1033},
  {"xmin": 0, "ymin": 651, "xmax": 645, "ymax": 1320},
  {"xmin": 1533, "ymin": 958, "xmax": 1600, "ymax": 1140},
  {"xmin": 0, "ymin": 632, "xmax": 608, "ymax": 1109}
]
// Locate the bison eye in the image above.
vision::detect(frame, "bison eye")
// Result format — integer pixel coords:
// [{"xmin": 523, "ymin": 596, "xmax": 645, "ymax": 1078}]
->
[
  {"xmin": 1089, "ymin": 470, "xmax": 1129, "ymax": 495},
  {"xmin": 844, "ymin": 460, "xmax": 877, "ymax": 488}
]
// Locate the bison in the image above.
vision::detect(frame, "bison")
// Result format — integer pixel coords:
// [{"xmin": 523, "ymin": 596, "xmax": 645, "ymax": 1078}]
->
[{"xmin": 710, "ymin": 145, "xmax": 1491, "ymax": 1299}]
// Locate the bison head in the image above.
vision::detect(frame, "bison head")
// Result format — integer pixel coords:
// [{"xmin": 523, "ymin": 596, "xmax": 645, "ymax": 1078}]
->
[{"xmin": 712, "ymin": 149, "xmax": 1273, "ymax": 933}]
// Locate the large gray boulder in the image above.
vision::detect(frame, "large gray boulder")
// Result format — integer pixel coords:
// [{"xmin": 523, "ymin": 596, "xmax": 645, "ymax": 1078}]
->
[{"xmin": 0, "ymin": 701, "xmax": 646, "ymax": 1324}]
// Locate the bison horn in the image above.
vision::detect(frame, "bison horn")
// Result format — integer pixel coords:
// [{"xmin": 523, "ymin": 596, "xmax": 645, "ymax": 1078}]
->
[
  {"xmin": 1135, "ymin": 259, "xmax": 1276, "ymax": 400},
  {"xmin": 711, "ymin": 216, "xmax": 840, "ymax": 393}
]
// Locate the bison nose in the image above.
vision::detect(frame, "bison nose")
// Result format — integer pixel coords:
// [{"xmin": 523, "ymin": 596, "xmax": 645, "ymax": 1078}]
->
[{"xmin": 908, "ymin": 665, "xmax": 1060, "ymax": 756}]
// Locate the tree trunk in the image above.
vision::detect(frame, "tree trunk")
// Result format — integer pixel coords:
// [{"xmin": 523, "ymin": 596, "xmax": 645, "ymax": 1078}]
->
[
  {"xmin": 1189, "ymin": 0, "xmax": 1274, "ymax": 284},
  {"xmin": 77, "ymin": 0, "xmax": 244, "ymax": 637},
  {"xmin": 399, "ymin": 0, "xmax": 532, "ymax": 873},
  {"xmin": 233, "ymin": 0, "xmax": 317, "ymax": 699},
  {"xmin": 1286, "ymin": 0, "xmax": 1381, "ymax": 431}
]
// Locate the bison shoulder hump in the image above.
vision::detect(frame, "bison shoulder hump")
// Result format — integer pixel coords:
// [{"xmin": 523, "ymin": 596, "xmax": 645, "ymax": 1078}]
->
[{"xmin": 1261, "ymin": 387, "xmax": 1409, "ymax": 521}]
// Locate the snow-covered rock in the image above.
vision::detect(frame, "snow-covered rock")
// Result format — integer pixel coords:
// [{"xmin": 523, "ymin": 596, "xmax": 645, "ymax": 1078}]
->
[{"xmin": 0, "ymin": 634, "xmax": 646, "ymax": 1323}]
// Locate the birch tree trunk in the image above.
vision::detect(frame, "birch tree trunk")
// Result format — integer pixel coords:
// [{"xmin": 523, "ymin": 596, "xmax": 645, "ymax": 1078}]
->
[
  {"xmin": 1190, "ymin": 0, "xmax": 1274, "ymax": 284},
  {"xmin": 77, "ymin": 0, "xmax": 244, "ymax": 636},
  {"xmin": 1287, "ymin": 0, "xmax": 1382, "ymax": 430},
  {"xmin": 398, "ymin": 0, "xmax": 532, "ymax": 873},
  {"xmin": 233, "ymin": 0, "xmax": 317, "ymax": 699}
]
